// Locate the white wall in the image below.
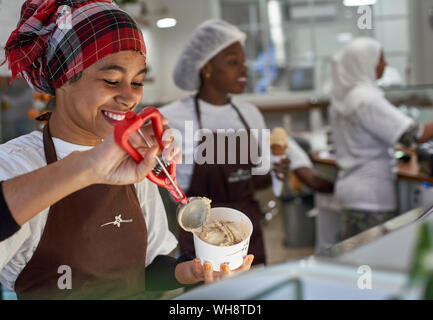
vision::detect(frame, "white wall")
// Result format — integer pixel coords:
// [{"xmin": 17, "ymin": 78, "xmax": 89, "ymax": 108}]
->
[
  {"xmin": 408, "ymin": 0, "xmax": 433, "ymax": 85},
  {"xmin": 145, "ymin": 0, "xmax": 220, "ymax": 105},
  {"xmin": 3, "ymin": 0, "xmax": 430, "ymax": 103},
  {"xmin": 373, "ymin": 0, "xmax": 410, "ymax": 84},
  {"xmin": 140, "ymin": 27, "xmax": 161, "ymax": 105}
]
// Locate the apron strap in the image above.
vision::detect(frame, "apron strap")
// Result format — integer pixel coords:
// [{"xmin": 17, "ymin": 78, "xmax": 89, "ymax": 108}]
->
[
  {"xmin": 229, "ymin": 100, "xmax": 251, "ymax": 131},
  {"xmin": 194, "ymin": 94, "xmax": 251, "ymax": 131},
  {"xmin": 194, "ymin": 94, "xmax": 204, "ymax": 130},
  {"xmin": 42, "ymin": 122, "xmax": 59, "ymax": 165}
]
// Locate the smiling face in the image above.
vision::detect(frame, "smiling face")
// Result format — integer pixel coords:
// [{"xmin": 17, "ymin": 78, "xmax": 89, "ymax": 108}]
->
[
  {"xmin": 201, "ymin": 42, "xmax": 248, "ymax": 96},
  {"xmin": 52, "ymin": 50, "xmax": 147, "ymax": 145}
]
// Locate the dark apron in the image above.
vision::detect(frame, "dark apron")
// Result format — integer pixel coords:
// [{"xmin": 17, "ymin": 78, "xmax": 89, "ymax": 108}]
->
[
  {"xmin": 14, "ymin": 123, "xmax": 148, "ymax": 299},
  {"xmin": 178, "ymin": 96, "xmax": 271, "ymax": 266}
]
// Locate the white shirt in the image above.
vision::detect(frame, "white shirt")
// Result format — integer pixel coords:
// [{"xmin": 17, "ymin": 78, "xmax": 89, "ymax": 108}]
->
[
  {"xmin": 286, "ymin": 136, "xmax": 313, "ymax": 171},
  {"xmin": 159, "ymin": 95, "xmax": 312, "ymax": 195},
  {"xmin": 160, "ymin": 96, "xmax": 268, "ymax": 192},
  {"xmin": 0, "ymin": 131, "xmax": 177, "ymax": 291},
  {"xmin": 330, "ymin": 98, "xmax": 414, "ymax": 212}
]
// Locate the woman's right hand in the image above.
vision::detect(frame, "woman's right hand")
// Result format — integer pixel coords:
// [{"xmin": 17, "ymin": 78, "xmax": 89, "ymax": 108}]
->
[
  {"xmin": 84, "ymin": 124, "xmax": 181, "ymax": 185},
  {"xmin": 83, "ymin": 132, "xmax": 157, "ymax": 185}
]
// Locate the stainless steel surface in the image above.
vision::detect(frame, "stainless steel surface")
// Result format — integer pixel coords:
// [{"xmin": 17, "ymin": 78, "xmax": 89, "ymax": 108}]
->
[{"xmin": 315, "ymin": 205, "xmax": 433, "ymax": 259}]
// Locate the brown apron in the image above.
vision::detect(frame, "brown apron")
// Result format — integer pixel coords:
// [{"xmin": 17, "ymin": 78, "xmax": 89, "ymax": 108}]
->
[
  {"xmin": 14, "ymin": 123, "xmax": 148, "ymax": 299},
  {"xmin": 178, "ymin": 96, "xmax": 271, "ymax": 266}
]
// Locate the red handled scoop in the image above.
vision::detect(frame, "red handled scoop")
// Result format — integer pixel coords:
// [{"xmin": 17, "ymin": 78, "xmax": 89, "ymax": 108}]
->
[
  {"xmin": 114, "ymin": 107, "xmax": 210, "ymax": 231},
  {"xmin": 114, "ymin": 107, "xmax": 187, "ymax": 204}
]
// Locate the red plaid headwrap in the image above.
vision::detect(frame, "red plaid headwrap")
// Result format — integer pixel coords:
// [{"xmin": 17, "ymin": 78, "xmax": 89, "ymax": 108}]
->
[{"xmin": 2, "ymin": 0, "xmax": 147, "ymax": 95}]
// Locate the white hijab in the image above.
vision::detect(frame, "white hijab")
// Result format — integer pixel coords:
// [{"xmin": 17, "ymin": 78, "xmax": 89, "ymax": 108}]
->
[{"xmin": 330, "ymin": 37, "xmax": 384, "ymax": 116}]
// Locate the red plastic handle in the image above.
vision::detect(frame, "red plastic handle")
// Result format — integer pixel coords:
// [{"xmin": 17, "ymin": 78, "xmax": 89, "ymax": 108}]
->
[{"xmin": 114, "ymin": 107, "xmax": 187, "ymax": 203}]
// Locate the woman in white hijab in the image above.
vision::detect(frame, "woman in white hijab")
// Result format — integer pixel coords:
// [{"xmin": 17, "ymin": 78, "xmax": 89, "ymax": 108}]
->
[{"xmin": 330, "ymin": 37, "xmax": 433, "ymax": 240}]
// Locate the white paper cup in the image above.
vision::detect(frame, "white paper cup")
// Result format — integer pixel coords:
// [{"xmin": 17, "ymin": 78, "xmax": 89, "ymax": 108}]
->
[{"xmin": 193, "ymin": 207, "xmax": 253, "ymax": 271}]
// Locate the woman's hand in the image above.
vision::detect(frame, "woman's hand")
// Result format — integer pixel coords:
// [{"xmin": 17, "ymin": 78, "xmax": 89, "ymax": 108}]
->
[
  {"xmin": 84, "ymin": 133, "xmax": 158, "ymax": 185},
  {"xmin": 174, "ymin": 255, "xmax": 254, "ymax": 285},
  {"xmin": 85, "ymin": 117, "xmax": 181, "ymax": 185},
  {"xmin": 138, "ymin": 117, "xmax": 182, "ymax": 164}
]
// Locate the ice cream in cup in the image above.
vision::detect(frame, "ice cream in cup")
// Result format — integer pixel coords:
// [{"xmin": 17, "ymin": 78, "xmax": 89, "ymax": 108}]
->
[{"xmin": 193, "ymin": 207, "xmax": 253, "ymax": 271}]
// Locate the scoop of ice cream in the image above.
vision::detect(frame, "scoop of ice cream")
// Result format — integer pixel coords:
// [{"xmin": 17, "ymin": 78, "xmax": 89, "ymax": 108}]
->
[
  {"xmin": 197, "ymin": 220, "xmax": 247, "ymax": 246},
  {"xmin": 270, "ymin": 127, "xmax": 289, "ymax": 156},
  {"xmin": 177, "ymin": 197, "xmax": 212, "ymax": 232}
]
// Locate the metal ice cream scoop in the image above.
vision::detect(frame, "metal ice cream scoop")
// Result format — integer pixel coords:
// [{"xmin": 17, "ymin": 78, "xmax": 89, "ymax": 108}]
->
[{"xmin": 114, "ymin": 107, "xmax": 210, "ymax": 231}]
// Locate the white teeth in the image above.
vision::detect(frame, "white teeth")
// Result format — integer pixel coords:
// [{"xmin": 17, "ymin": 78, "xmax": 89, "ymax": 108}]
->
[
  {"xmin": 238, "ymin": 77, "xmax": 247, "ymax": 82},
  {"xmin": 103, "ymin": 111, "xmax": 125, "ymax": 121}
]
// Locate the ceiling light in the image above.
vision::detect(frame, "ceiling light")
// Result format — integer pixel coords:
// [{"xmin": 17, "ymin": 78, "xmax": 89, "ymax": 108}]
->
[
  {"xmin": 156, "ymin": 17, "xmax": 177, "ymax": 28},
  {"xmin": 343, "ymin": 0, "xmax": 376, "ymax": 7}
]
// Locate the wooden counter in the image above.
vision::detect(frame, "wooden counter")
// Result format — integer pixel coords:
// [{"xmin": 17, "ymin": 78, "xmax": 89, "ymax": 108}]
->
[
  {"xmin": 311, "ymin": 150, "xmax": 433, "ymax": 185},
  {"xmin": 257, "ymin": 101, "xmax": 329, "ymax": 113}
]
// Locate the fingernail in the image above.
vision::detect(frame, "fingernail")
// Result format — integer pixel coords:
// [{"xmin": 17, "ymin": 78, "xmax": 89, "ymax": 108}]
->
[
  {"xmin": 194, "ymin": 258, "xmax": 201, "ymax": 265},
  {"xmin": 248, "ymin": 255, "xmax": 254, "ymax": 263},
  {"xmin": 221, "ymin": 264, "xmax": 229, "ymax": 272},
  {"xmin": 204, "ymin": 263, "xmax": 212, "ymax": 271}
]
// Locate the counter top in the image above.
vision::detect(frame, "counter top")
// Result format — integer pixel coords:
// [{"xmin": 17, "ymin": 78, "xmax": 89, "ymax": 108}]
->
[
  {"xmin": 236, "ymin": 88, "xmax": 433, "ymax": 113},
  {"xmin": 312, "ymin": 150, "xmax": 433, "ymax": 185},
  {"xmin": 237, "ymin": 92, "xmax": 328, "ymax": 113}
]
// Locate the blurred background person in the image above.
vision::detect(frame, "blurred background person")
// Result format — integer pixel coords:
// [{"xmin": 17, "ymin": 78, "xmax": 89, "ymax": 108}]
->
[{"xmin": 329, "ymin": 37, "xmax": 433, "ymax": 240}]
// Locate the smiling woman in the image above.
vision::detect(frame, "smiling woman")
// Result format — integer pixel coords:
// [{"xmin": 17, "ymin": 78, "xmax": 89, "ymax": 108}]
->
[
  {"xmin": 0, "ymin": 0, "xmax": 252, "ymax": 300},
  {"xmin": 0, "ymin": 0, "xmax": 158, "ymax": 300}
]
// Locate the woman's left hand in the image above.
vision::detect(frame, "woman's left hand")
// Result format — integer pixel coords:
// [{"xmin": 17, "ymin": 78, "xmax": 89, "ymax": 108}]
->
[
  {"xmin": 175, "ymin": 255, "xmax": 254, "ymax": 285},
  {"xmin": 87, "ymin": 116, "xmax": 181, "ymax": 186}
]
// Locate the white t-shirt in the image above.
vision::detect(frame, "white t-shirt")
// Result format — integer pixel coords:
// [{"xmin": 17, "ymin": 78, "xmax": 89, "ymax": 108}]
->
[
  {"xmin": 0, "ymin": 131, "xmax": 177, "ymax": 291},
  {"xmin": 330, "ymin": 98, "xmax": 414, "ymax": 212},
  {"xmin": 159, "ymin": 95, "xmax": 312, "ymax": 195}
]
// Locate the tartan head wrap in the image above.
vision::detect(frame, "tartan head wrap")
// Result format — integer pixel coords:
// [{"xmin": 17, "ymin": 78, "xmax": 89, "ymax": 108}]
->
[{"xmin": 2, "ymin": 0, "xmax": 147, "ymax": 95}]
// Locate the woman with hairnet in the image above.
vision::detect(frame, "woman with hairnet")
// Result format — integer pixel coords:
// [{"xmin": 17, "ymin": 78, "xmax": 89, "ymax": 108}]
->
[
  {"xmin": 160, "ymin": 20, "xmax": 269, "ymax": 266},
  {"xmin": 160, "ymin": 20, "xmax": 326, "ymax": 266},
  {"xmin": 330, "ymin": 38, "xmax": 433, "ymax": 240}
]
